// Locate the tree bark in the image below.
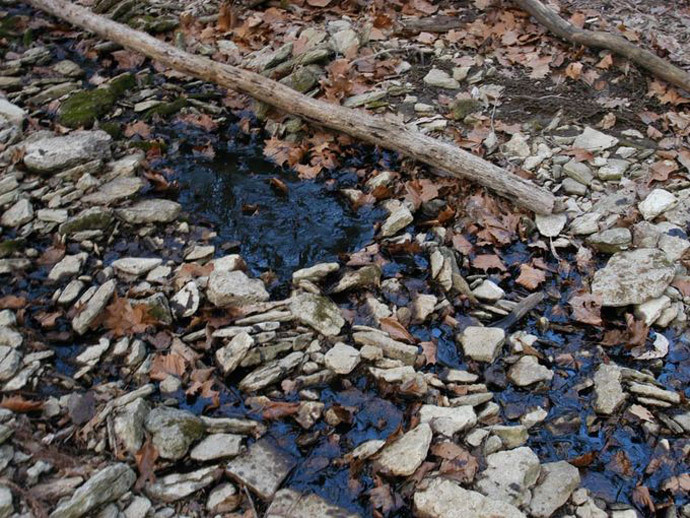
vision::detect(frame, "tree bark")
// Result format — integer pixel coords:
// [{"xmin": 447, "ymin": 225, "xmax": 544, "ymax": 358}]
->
[
  {"xmin": 515, "ymin": 0, "xmax": 690, "ymax": 93},
  {"xmin": 24, "ymin": 0, "xmax": 557, "ymax": 214}
]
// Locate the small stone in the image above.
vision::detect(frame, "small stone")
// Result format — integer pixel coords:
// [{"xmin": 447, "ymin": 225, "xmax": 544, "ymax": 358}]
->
[
  {"xmin": 72, "ymin": 280, "xmax": 116, "ymax": 335},
  {"xmin": 535, "ymin": 212, "xmax": 567, "ymax": 237},
  {"xmin": 459, "ymin": 326, "xmax": 505, "ymax": 362},
  {"xmin": 1, "ymin": 198, "xmax": 33, "ymax": 227},
  {"xmin": 82, "ymin": 177, "xmax": 143, "ymax": 205},
  {"xmin": 49, "ymin": 253, "xmax": 87, "ymax": 282},
  {"xmin": 380, "ymin": 203, "xmax": 414, "ymax": 237},
  {"xmin": 190, "ymin": 433, "xmax": 243, "ymax": 461},
  {"xmin": 324, "ymin": 342, "xmax": 360, "ymax": 374},
  {"xmin": 598, "ymin": 159, "xmax": 629, "ymax": 180},
  {"xmin": 49, "ymin": 463, "xmax": 135, "ymax": 518},
  {"xmin": 207, "ymin": 483, "xmax": 239, "ymax": 514},
  {"xmin": 423, "ymin": 69, "xmax": 460, "ymax": 89},
  {"xmin": 563, "ymin": 160, "xmax": 594, "ymax": 186},
  {"xmin": 490, "ymin": 425, "xmax": 529, "ymax": 449},
  {"xmin": 113, "ymin": 398, "xmax": 149, "ymax": 455},
  {"xmin": 0, "ymin": 347, "xmax": 21, "ymax": 381},
  {"xmin": 116, "ymin": 199, "xmax": 181, "ymax": 224},
  {"xmin": 0, "ymin": 486, "xmax": 11, "ymax": 518},
  {"xmin": 225, "ymin": 439, "xmax": 296, "ymax": 500},
  {"xmin": 638, "ymin": 189, "xmax": 678, "ymax": 221},
  {"xmin": 123, "ymin": 496, "xmax": 151, "ymax": 518},
  {"xmin": 111, "ymin": 257, "xmax": 161, "ymax": 278},
  {"xmin": 508, "ymin": 356, "xmax": 553, "ymax": 386},
  {"xmin": 573, "ymin": 127, "xmax": 618, "ymax": 151},
  {"xmin": 592, "ymin": 249, "xmax": 675, "ymax": 307},
  {"xmin": 144, "ymin": 407, "xmax": 204, "ymax": 460},
  {"xmin": 332, "ymin": 265, "xmax": 381, "ymax": 293},
  {"xmin": 634, "ymin": 295, "xmax": 671, "ymax": 326},
  {"xmin": 353, "ymin": 331, "xmax": 418, "ymax": 365},
  {"xmin": 330, "ymin": 28, "xmax": 359, "ymax": 55},
  {"xmin": 0, "ymin": 99, "xmax": 25, "ymax": 127},
  {"xmin": 502, "ymin": 133, "xmax": 530, "ymax": 159},
  {"xmin": 59, "ymin": 207, "xmax": 113, "ymax": 236},
  {"xmin": 207, "ymin": 270, "xmax": 269, "ymax": 307},
  {"xmin": 238, "ymin": 351, "xmax": 304, "ymax": 392},
  {"xmin": 593, "ymin": 363, "xmax": 626, "ymax": 415},
  {"xmin": 266, "ymin": 488, "xmax": 360, "ymax": 517},
  {"xmin": 289, "ymin": 293, "xmax": 344, "ymax": 336},
  {"xmin": 146, "ymin": 466, "xmax": 218, "ymax": 503},
  {"xmin": 216, "ymin": 332, "xmax": 254, "ymax": 375},
  {"xmin": 562, "ymin": 178, "xmax": 587, "ymax": 196},
  {"xmin": 376, "ymin": 423, "xmax": 432, "ymax": 476},
  {"xmin": 476, "ymin": 446, "xmax": 541, "ymax": 507},
  {"xmin": 472, "ymin": 280, "xmax": 505, "ymax": 302},
  {"xmin": 419, "ymin": 404, "xmax": 477, "ymax": 436},
  {"xmin": 529, "ymin": 461, "xmax": 581, "ymax": 518},
  {"xmin": 414, "ymin": 478, "xmax": 525, "ymax": 518},
  {"xmin": 586, "ymin": 228, "xmax": 632, "ymax": 254},
  {"xmin": 292, "ymin": 262, "xmax": 339, "ymax": 283},
  {"xmin": 170, "ymin": 281, "xmax": 200, "ymax": 318}
]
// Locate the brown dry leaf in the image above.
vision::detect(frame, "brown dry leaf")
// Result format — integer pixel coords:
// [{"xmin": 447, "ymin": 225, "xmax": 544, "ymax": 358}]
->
[
  {"xmin": 565, "ymin": 62, "xmax": 583, "ymax": 80},
  {"xmin": 672, "ymin": 277, "xmax": 690, "ymax": 297},
  {"xmin": 150, "ymin": 352, "xmax": 187, "ymax": 380},
  {"xmin": 420, "ymin": 341, "xmax": 437, "ymax": 365},
  {"xmin": 36, "ymin": 310, "xmax": 61, "ymax": 329},
  {"xmin": 379, "ymin": 317, "xmax": 415, "ymax": 343},
  {"xmin": 625, "ymin": 313, "xmax": 649, "ymax": 347},
  {"xmin": 134, "ymin": 438, "xmax": 159, "ymax": 490},
  {"xmin": 678, "ymin": 148, "xmax": 690, "ymax": 171},
  {"xmin": 0, "ymin": 295, "xmax": 26, "ymax": 310},
  {"xmin": 452, "ymin": 233, "xmax": 473, "ymax": 255},
  {"xmin": 649, "ymin": 159, "xmax": 679, "ymax": 183},
  {"xmin": 607, "ymin": 450, "xmax": 633, "ymax": 477},
  {"xmin": 0, "ymin": 395, "xmax": 43, "ymax": 413},
  {"xmin": 176, "ymin": 113, "xmax": 218, "ymax": 132},
  {"xmin": 516, "ymin": 264, "xmax": 546, "ymax": 290},
  {"xmin": 599, "ymin": 113, "xmax": 616, "ymax": 129},
  {"xmin": 217, "ymin": 2, "xmax": 235, "ymax": 31},
  {"xmin": 596, "ymin": 54, "xmax": 614, "ymax": 69},
  {"xmin": 112, "ymin": 50, "xmax": 145, "ymax": 70},
  {"xmin": 632, "ymin": 485, "xmax": 655, "ymax": 513},
  {"xmin": 264, "ymin": 137, "xmax": 296, "ymax": 167},
  {"xmin": 123, "ymin": 120, "xmax": 151, "ymax": 139},
  {"xmin": 412, "ymin": 0, "xmax": 439, "ymax": 14},
  {"xmin": 102, "ymin": 296, "xmax": 158, "ymax": 337},
  {"xmin": 662, "ymin": 473, "xmax": 690, "ymax": 493},
  {"xmin": 569, "ymin": 451, "xmax": 597, "ymax": 467},
  {"xmin": 472, "ymin": 254, "xmax": 507, "ymax": 272},
  {"xmin": 262, "ymin": 401, "xmax": 301, "ymax": 420},
  {"xmin": 569, "ymin": 292, "xmax": 602, "ymax": 326},
  {"xmin": 36, "ymin": 245, "xmax": 66, "ymax": 266},
  {"xmin": 432, "ymin": 442, "xmax": 478, "ymax": 483}
]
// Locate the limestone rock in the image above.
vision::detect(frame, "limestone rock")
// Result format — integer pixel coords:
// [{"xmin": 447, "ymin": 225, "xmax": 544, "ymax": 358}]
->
[
  {"xmin": 116, "ymin": 199, "xmax": 181, "ymax": 224},
  {"xmin": 573, "ymin": 127, "xmax": 618, "ymax": 151},
  {"xmin": 324, "ymin": 342, "xmax": 360, "ymax": 374},
  {"xmin": 638, "ymin": 189, "xmax": 677, "ymax": 221},
  {"xmin": 529, "ymin": 461, "xmax": 581, "ymax": 518},
  {"xmin": 111, "ymin": 257, "xmax": 162, "ymax": 278},
  {"xmin": 419, "ymin": 404, "xmax": 477, "ymax": 436},
  {"xmin": 1, "ymin": 198, "xmax": 33, "ymax": 227},
  {"xmin": 225, "ymin": 439, "xmax": 296, "ymax": 500},
  {"xmin": 216, "ymin": 332, "xmax": 254, "ymax": 375},
  {"xmin": 593, "ymin": 363, "xmax": 626, "ymax": 415},
  {"xmin": 207, "ymin": 270, "xmax": 269, "ymax": 307},
  {"xmin": 266, "ymin": 488, "xmax": 360, "ymax": 517},
  {"xmin": 476, "ymin": 447, "xmax": 541, "ymax": 507},
  {"xmin": 24, "ymin": 130, "xmax": 112, "ymax": 173},
  {"xmin": 376, "ymin": 423, "xmax": 432, "ymax": 476},
  {"xmin": 535, "ymin": 212, "xmax": 567, "ymax": 237},
  {"xmin": 289, "ymin": 293, "xmax": 344, "ymax": 336},
  {"xmin": 459, "ymin": 326, "xmax": 505, "ymax": 362},
  {"xmin": 238, "ymin": 351, "xmax": 304, "ymax": 392},
  {"xmin": 190, "ymin": 433, "xmax": 243, "ymax": 461},
  {"xmin": 146, "ymin": 466, "xmax": 219, "ymax": 503},
  {"xmin": 144, "ymin": 407, "xmax": 205, "ymax": 460},
  {"xmin": 508, "ymin": 356, "xmax": 553, "ymax": 387},
  {"xmin": 423, "ymin": 69, "xmax": 460, "ymax": 89},
  {"xmin": 72, "ymin": 280, "xmax": 116, "ymax": 335}
]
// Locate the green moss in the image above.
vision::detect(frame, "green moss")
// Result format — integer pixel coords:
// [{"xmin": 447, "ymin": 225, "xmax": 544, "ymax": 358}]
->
[
  {"xmin": 0, "ymin": 16, "xmax": 20, "ymax": 39},
  {"xmin": 58, "ymin": 73, "xmax": 134, "ymax": 128},
  {"xmin": 99, "ymin": 121, "xmax": 121, "ymax": 139},
  {"xmin": 178, "ymin": 418, "xmax": 205, "ymax": 439},
  {"xmin": 58, "ymin": 209, "xmax": 113, "ymax": 235},
  {"xmin": 144, "ymin": 96, "xmax": 187, "ymax": 120},
  {"xmin": 450, "ymin": 98, "xmax": 481, "ymax": 121},
  {"xmin": 0, "ymin": 239, "xmax": 24, "ymax": 258}
]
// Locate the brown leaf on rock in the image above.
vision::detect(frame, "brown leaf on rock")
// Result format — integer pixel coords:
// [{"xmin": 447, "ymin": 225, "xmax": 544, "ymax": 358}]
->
[
  {"xmin": 123, "ymin": 120, "xmax": 151, "ymax": 139},
  {"xmin": 134, "ymin": 438, "xmax": 158, "ymax": 491},
  {"xmin": 569, "ymin": 451, "xmax": 597, "ymax": 467},
  {"xmin": 112, "ymin": 50, "xmax": 145, "ymax": 70},
  {"xmin": 0, "ymin": 395, "xmax": 43, "ymax": 413},
  {"xmin": 432, "ymin": 442, "xmax": 478, "ymax": 483},
  {"xmin": 261, "ymin": 401, "xmax": 301, "ymax": 420},
  {"xmin": 625, "ymin": 313, "xmax": 649, "ymax": 348},
  {"xmin": 569, "ymin": 292, "xmax": 602, "ymax": 326},
  {"xmin": 0, "ymin": 296, "xmax": 27, "ymax": 310},
  {"xmin": 516, "ymin": 264, "xmax": 546, "ymax": 290},
  {"xmin": 36, "ymin": 245, "xmax": 65, "ymax": 266},
  {"xmin": 379, "ymin": 317, "xmax": 415, "ymax": 343},
  {"xmin": 150, "ymin": 352, "xmax": 187, "ymax": 380},
  {"xmin": 472, "ymin": 254, "xmax": 506, "ymax": 272},
  {"xmin": 420, "ymin": 341, "xmax": 437, "ymax": 365},
  {"xmin": 649, "ymin": 159, "xmax": 678, "ymax": 183},
  {"xmin": 102, "ymin": 296, "xmax": 158, "ymax": 337},
  {"xmin": 632, "ymin": 485, "xmax": 655, "ymax": 513}
]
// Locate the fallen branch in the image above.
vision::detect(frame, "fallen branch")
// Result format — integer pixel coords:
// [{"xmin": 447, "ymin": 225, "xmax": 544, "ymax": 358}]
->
[
  {"xmin": 24, "ymin": 0, "xmax": 557, "ymax": 214},
  {"xmin": 515, "ymin": 0, "xmax": 690, "ymax": 92}
]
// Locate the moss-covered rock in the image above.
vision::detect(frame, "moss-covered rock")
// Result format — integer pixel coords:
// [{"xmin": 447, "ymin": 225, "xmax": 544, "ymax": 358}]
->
[
  {"xmin": 450, "ymin": 98, "xmax": 481, "ymax": 121},
  {"xmin": 144, "ymin": 97, "xmax": 187, "ymax": 120},
  {"xmin": 58, "ymin": 73, "xmax": 135, "ymax": 129},
  {"xmin": 58, "ymin": 208, "xmax": 113, "ymax": 236},
  {"xmin": 0, "ymin": 239, "xmax": 24, "ymax": 258}
]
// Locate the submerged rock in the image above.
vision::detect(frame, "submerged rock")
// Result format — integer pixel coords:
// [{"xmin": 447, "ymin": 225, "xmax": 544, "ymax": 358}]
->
[{"xmin": 592, "ymin": 249, "xmax": 674, "ymax": 306}]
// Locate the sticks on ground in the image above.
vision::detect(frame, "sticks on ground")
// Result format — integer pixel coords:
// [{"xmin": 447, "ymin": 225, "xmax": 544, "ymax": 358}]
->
[
  {"xmin": 515, "ymin": 0, "xmax": 690, "ymax": 92},
  {"xmin": 24, "ymin": 0, "xmax": 557, "ymax": 215}
]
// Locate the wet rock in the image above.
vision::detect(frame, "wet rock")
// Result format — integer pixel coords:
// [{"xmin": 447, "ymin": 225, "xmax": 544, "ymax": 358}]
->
[
  {"xmin": 266, "ymin": 488, "xmax": 360, "ymax": 517},
  {"xmin": 23, "ymin": 130, "xmax": 112, "ymax": 173},
  {"xmin": 83, "ymin": 177, "xmax": 144, "ymax": 205},
  {"xmin": 207, "ymin": 270, "xmax": 269, "ymax": 307},
  {"xmin": 635, "ymin": 295, "xmax": 671, "ymax": 326},
  {"xmin": 529, "ymin": 461, "xmax": 580, "ymax": 517},
  {"xmin": 72, "ymin": 279, "xmax": 116, "ymax": 335},
  {"xmin": 112, "ymin": 257, "xmax": 162, "ymax": 279},
  {"xmin": 238, "ymin": 351, "xmax": 304, "ymax": 392},
  {"xmin": 49, "ymin": 463, "xmax": 135, "ymax": 518},
  {"xmin": 49, "ymin": 253, "xmax": 88, "ymax": 282},
  {"xmin": 332, "ymin": 265, "xmax": 381, "ymax": 293},
  {"xmin": 573, "ymin": 127, "xmax": 618, "ymax": 151},
  {"xmin": 586, "ymin": 228, "xmax": 632, "ymax": 254},
  {"xmin": 292, "ymin": 262, "xmax": 339, "ymax": 283},
  {"xmin": 592, "ymin": 249, "xmax": 675, "ymax": 306},
  {"xmin": 1, "ymin": 198, "xmax": 32, "ymax": 227},
  {"xmin": 508, "ymin": 356, "xmax": 553, "ymax": 387},
  {"xmin": 380, "ymin": 202, "xmax": 414, "ymax": 237},
  {"xmin": 419, "ymin": 404, "xmax": 477, "ymax": 436},
  {"xmin": 0, "ymin": 485, "xmax": 11, "ymax": 518},
  {"xmin": 459, "ymin": 326, "xmax": 505, "ymax": 362},
  {"xmin": 638, "ymin": 189, "xmax": 677, "ymax": 221},
  {"xmin": 593, "ymin": 363, "xmax": 626, "ymax": 415},
  {"xmin": 472, "ymin": 280, "xmax": 505, "ymax": 302},
  {"xmin": 423, "ymin": 69, "xmax": 460, "ymax": 89},
  {"xmin": 146, "ymin": 466, "xmax": 219, "ymax": 503},
  {"xmin": 0, "ymin": 327, "xmax": 22, "ymax": 349},
  {"xmin": 226, "ymin": 439, "xmax": 296, "ymax": 500},
  {"xmin": 324, "ymin": 342, "xmax": 360, "ymax": 374},
  {"xmin": 190, "ymin": 433, "xmax": 243, "ymax": 461},
  {"xmin": 216, "ymin": 332, "xmax": 254, "ymax": 375},
  {"xmin": 59, "ymin": 207, "xmax": 113, "ymax": 236},
  {"xmin": 0, "ymin": 99, "xmax": 25, "ymax": 127},
  {"xmin": 116, "ymin": 199, "xmax": 181, "ymax": 224},
  {"xmin": 170, "ymin": 281, "xmax": 200, "ymax": 318},
  {"xmin": 113, "ymin": 398, "xmax": 149, "ymax": 455},
  {"xmin": 535, "ymin": 212, "xmax": 567, "ymax": 237},
  {"xmin": 476, "ymin": 446, "xmax": 541, "ymax": 507},
  {"xmin": 144, "ymin": 406, "xmax": 205, "ymax": 460},
  {"xmin": 414, "ymin": 478, "xmax": 525, "ymax": 518},
  {"xmin": 207, "ymin": 482, "xmax": 239, "ymax": 513},
  {"xmin": 353, "ymin": 331, "xmax": 418, "ymax": 364},
  {"xmin": 289, "ymin": 293, "xmax": 344, "ymax": 336},
  {"xmin": 376, "ymin": 423, "xmax": 432, "ymax": 476}
]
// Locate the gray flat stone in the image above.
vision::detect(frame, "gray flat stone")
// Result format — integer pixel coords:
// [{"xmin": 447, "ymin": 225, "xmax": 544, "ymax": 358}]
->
[{"xmin": 225, "ymin": 439, "xmax": 296, "ymax": 500}]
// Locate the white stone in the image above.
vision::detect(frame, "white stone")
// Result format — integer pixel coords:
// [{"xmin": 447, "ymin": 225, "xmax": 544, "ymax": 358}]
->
[
  {"xmin": 1, "ymin": 198, "xmax": 33, "ymax": 227},
  {"xmin": 419, "ymin": 404, "xmax": 477, "ymax": 436},
  {"xmin": 459, "ymin": 326, "xmax": 505, "ymax": 362},
  {"xmin": 289, "ymin": 293, "xmax": 344, "ymax": 336},
  {"xmin": 207, "ymin": 270, "xmax": 269, "ymax": 307},
  {"xmin": 0, "ymin": 99, "xmax": 25, "ymax": 127},
  {"xmin": 324, "ymin": 342, "xmax": 360, "ymax": 374},
  {"xmin": 573, "ymin": 127, "xmax": 618, "ymax": 151},
  {"xmin": 476, "ymin": 447, "xmax": 541, "ymax": 507},
  {"xmin": 529, "ymin": 461, "xmax": 581, "ymax": 518},
  {"xmin": 472, "ymin": 280, "xmax": 505, "ymax": 302},
  {"xmin": 49, "ymin": 253, "xmax": 88, "ymax": 282},
  {"xmin": 593, "ymin": 363, "xmax": 626, "ymax": 415},
  {"xmin": 423, "ymin": 69, "xmax": 460, "ymax": 89},
  {"xmin": 216, "ymin": 332, "xmax": 254, "ymax": 375},
  {"xmin": 146, "ymin": 466, "xmax": 217, "ymax": 503},
  {"xmin": 112, "ymin": 257, "xmax": 162, "ymax": 278},
  {"xmin": 638, "ymin": 189, "xmax": 678, "ymax": 221},
  {"xmin": 170, "ymin": 280, "xmax": 200, "ymax": 318},
  {"xmin": 23, "ymin": 130, "xmax": 111, "ymax": 173},
  {"xmin": 508, "ymin": 356, "xmax": 553, "ymax": 386},
  {"xmin": 502, "ymin": 133, "xmax": 530, "ymax": 158},
  {"xmin": 634, "ymin": 295, "xmax": 671, "ymax": 326},
  {"xmin": 206, "ymin": 483, "xmax": 239, "ymax": 513},
  {"xmin": 376, "ymin": 423, "xmax": 432, "ymax": 476},
  {"xmin": 72, "ymin": 279, "xmax": 116, "ymax": 335},
  {"xmin": 535, "ymin": 212, "xmax": 567, "ymax": 237},
  {"xmin": 190, "ymin": 433, "xmax": 243, "ymax": 461},
  {"xmin": 381, "ymin": 202, "xmax": 413, "ymax": 237}
]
